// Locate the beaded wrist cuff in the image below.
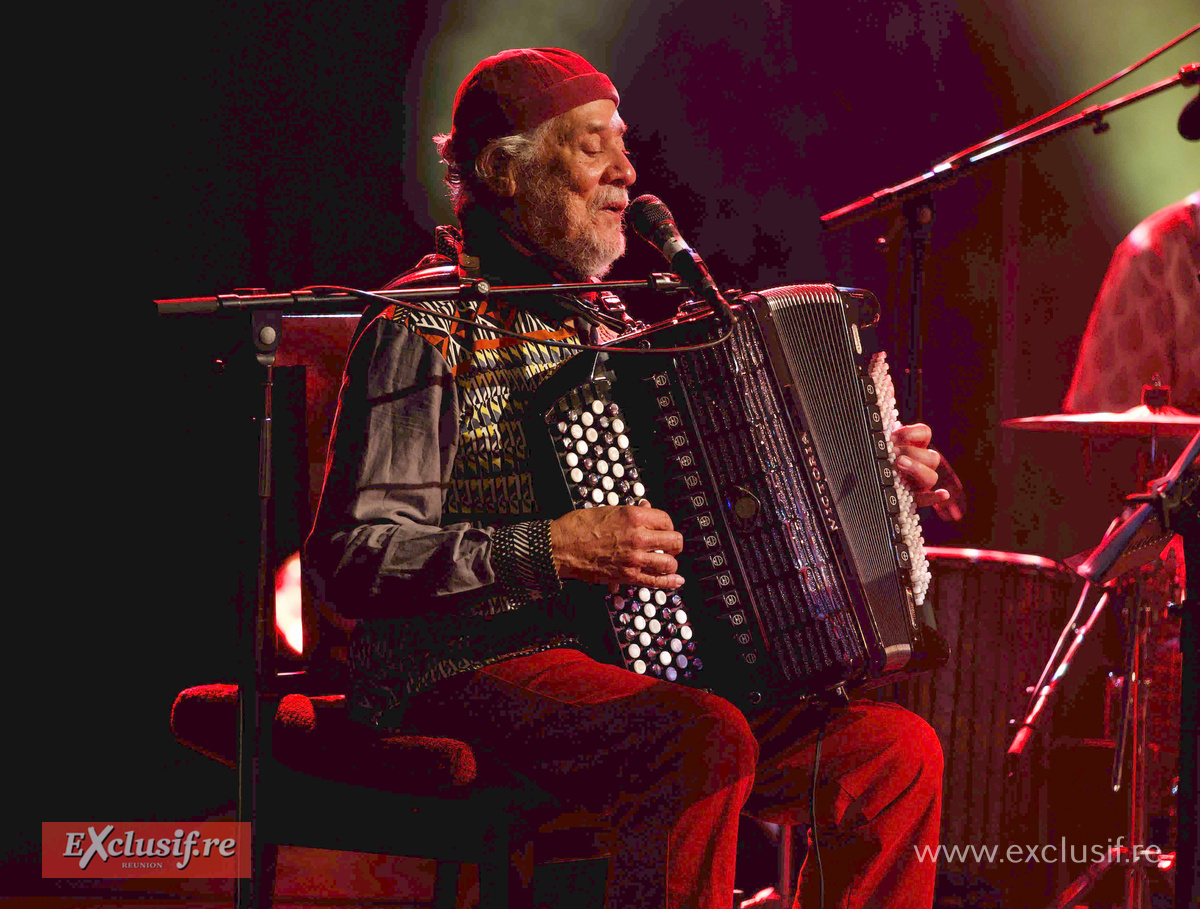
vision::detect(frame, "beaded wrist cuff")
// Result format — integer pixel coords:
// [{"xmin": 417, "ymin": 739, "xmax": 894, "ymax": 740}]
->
[{"xmin": 493, "ymin": 520, "xmax": 562, "ymax": 599}]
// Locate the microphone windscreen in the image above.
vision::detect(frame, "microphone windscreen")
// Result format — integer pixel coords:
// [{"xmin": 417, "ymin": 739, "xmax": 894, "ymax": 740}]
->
[
  {"xmin": 1180, "ymin": 90, "xmax": 1200, "ymax": 141},
  {"xmin": 628, "ymin": 194, "xmax": 675, "ymax": 242}
]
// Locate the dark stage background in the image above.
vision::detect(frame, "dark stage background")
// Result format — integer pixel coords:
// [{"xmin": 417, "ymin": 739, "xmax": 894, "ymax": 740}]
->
[{"xmin": 14, "ymin": 1, "xmax": 1196, "ymax": 904}]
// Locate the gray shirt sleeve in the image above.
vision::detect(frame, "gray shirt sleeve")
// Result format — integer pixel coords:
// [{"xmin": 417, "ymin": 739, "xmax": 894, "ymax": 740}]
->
[{"xmin": 305, "ymin": 311, "xmax": 561, "ymax": 619}]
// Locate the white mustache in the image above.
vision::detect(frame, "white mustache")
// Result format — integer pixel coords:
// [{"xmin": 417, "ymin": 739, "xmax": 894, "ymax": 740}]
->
[{"xmin": 591, "ymin": 189, "xmax": 630, "ymax": 213}]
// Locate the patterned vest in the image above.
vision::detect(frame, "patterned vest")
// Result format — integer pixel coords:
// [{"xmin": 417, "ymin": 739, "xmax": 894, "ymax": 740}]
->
[{"xmin": 348, "ymin": 231, "xmax": 618, "ymax": 727}]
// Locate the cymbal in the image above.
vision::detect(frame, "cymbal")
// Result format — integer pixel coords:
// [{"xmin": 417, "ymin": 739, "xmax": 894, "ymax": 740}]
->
[{"xmin": 1002, "ymin": 405, "xmax": 1200, "ymax": 438}]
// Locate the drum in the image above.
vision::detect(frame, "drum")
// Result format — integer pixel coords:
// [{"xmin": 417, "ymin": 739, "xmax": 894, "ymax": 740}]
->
[{"xmin": 874, "ymin": 547, "xmax": 1081, "ymax": 864}]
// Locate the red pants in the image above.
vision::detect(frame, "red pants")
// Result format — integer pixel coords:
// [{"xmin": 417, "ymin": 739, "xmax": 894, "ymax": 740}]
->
[{"xmin": 405, "ymin": 649, "xmax": 942, "ymax": 909}]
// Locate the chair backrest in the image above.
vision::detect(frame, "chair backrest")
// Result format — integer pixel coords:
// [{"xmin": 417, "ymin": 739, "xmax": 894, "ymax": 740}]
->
[
  {"xmin": 273, "ymin": 315, "xmax": 362, "ymax": 682},
  {"xmin": 277, "ymin": 315, "xmax": 360, "ymax": 520}
]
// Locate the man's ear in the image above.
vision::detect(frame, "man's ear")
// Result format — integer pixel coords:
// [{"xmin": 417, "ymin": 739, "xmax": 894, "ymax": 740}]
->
[
  {"xmin": 490, "ymin": 170, "xmax": 517, "ymax": 198},
  {"xmin": 480, "ymin": 147, "xmax": 518, "ymax": 198}
]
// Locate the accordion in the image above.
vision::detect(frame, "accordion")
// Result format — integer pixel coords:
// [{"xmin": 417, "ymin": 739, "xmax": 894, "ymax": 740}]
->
[{"xmin": 526, "ymin": 284, "xmax": 945, "ymax": 711}]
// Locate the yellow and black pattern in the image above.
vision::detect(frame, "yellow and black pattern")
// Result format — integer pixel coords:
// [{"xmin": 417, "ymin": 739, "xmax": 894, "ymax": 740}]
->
[
  {"xmin": 385, "ymin": 295, "xmax": 579, "ymax": 524},
  {"xmin": 347, "ymin": 264, "xmax": 591, "ymax": 728}
]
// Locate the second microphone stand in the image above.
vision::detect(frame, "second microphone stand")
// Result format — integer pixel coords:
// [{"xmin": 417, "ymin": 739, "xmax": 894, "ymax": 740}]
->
[{"xmin": 820, "ymin": 62, "xmax": 1198, "ymax": 419}]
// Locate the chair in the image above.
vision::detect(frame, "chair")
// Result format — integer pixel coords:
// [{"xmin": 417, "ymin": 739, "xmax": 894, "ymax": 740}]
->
[{"xmin": 168, "ymin": 344, "xmax": 611, "ymax": 908}]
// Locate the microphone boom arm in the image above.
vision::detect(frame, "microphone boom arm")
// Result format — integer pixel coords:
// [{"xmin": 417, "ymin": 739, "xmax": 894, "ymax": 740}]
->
[
  {"xmin": 156, "ymin": 273, "xmax": 689, "ymax": 317},
  {"xmin": 821, "ymin": 62, "xmax": 1199, "ymax": 232}
]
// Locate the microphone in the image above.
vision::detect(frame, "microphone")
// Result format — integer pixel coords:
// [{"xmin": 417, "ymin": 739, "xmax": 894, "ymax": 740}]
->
[
  {"xmin": 1179, "ymin": 89, "xmax": 1200, "ymax": 141},
  {"xmin": 628, "ymin": 195, "xmax": 735, "ymax": 328}
]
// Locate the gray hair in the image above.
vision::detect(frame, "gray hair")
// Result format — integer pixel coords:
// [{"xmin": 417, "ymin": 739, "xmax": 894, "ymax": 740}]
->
[{"xmin": 433, "ymin": 118, "xmax": 559, "ymax": 216}]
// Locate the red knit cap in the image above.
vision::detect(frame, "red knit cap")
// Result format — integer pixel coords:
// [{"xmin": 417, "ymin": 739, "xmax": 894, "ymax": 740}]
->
[{"xmin": 446, "ymin": 48, "xmax": 619, "ymax": 165}]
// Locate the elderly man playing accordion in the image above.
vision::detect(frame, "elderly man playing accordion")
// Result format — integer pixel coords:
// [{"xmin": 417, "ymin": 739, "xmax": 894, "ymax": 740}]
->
[{"xmin": 307, "ymin": 47, "xmax": 950, "ymax": 909}]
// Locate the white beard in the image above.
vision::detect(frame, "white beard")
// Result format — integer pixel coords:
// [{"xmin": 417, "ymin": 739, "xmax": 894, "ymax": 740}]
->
[{"xmin": 515, "ymin": 168, "xmax": 627, "ymax": 279}]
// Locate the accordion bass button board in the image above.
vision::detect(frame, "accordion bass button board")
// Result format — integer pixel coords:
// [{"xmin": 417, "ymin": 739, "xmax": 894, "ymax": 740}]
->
[{"xmin": 525, "ymin": 284, "xmax": 940, "ymax": 711}]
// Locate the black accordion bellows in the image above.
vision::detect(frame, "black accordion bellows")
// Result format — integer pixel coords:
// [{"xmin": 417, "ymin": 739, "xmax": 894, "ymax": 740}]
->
[{"xmin": 526, "ymin": 284, "xmax": 939, "ymax": 710}]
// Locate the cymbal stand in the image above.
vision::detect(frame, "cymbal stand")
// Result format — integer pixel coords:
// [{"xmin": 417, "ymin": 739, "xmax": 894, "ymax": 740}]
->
[
  {"xmin": 1170, "ymin": 484, "xmax": 1198, "ymax": 909},
  {"xmin": 1108, "ymin": 581, "xmax": 1159, "ymax": 909}
]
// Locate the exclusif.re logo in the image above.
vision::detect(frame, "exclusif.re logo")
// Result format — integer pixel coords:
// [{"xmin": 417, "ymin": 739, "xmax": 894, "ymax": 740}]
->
[{"xmin": 42, "ymin": 822, "xmax": 251, "ymax": 878}]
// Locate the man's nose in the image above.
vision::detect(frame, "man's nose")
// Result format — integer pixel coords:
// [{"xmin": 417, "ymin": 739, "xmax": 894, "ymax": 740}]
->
[{"xmin": 606, "ymin": 149, "xmax": 635, "ymax": 187}]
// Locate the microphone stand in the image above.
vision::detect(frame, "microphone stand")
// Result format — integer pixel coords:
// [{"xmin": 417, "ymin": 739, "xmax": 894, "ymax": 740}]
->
[
  {"xmin": 155, "ymin": 273, "xmax": 688, "ymax": 316},
  {"xmin": 1006, "ymin": 582, "xmax": 1110, "ymax": 764},
  {"xmin": 819, "ymin": 61, "xmax": 1199, "ymax": 418}
]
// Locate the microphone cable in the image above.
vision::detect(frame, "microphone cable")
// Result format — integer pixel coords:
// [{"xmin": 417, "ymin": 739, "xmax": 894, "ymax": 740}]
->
[
  {"xmin": 301, "ymin": 284, "xmax": 737, "ymax": 356},
  {"xmin": 808, "ymin": 708, "xmax": 832, "ymax": 909}
]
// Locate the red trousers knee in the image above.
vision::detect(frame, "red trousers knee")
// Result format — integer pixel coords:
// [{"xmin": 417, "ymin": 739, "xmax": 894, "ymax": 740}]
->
[
  {"xmin": 401, "ymin": 649, "xmax": 941, "ymax": 909},
  {"xmin": 403, "ymin": 648, "xmax": 758, "ymax": 909},
  {"xmin": 746, "ymin": 700, "xmax": 943, "ymax": 909}
]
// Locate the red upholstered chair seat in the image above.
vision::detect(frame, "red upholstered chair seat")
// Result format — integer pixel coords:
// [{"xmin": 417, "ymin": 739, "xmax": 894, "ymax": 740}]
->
[
  {"xmin": 172, "ymin": 680, "xmax": 612, "ymax": 907},
  {"xmin": 171, "ymin": 683, "xmax": 479, "ymax": 793}
]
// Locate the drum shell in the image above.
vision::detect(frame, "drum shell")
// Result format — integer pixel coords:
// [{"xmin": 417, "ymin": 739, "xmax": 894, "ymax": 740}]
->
[{"xmin": 874, "ymin": 547, "xmax": 1079, "ymax": 875}]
